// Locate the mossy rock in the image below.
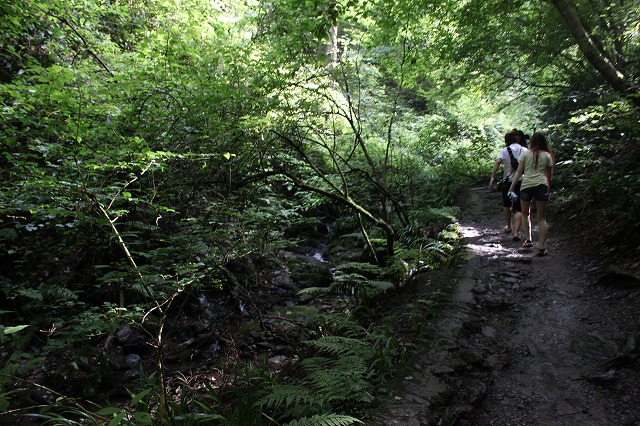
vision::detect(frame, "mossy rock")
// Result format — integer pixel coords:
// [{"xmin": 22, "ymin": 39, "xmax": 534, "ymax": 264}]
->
[{"xmin": 287, "ymin": 257, "xmax": 332, "ymax": 288}]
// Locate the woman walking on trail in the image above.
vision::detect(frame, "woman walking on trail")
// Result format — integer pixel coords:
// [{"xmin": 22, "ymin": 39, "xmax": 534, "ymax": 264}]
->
[
  {"xmin": 489, "ymin": 131, "xmax": 527, "ymax": 240},
  {"xmin": 508, "ymin": 132, "xmax": 555, "ymax": 256}
]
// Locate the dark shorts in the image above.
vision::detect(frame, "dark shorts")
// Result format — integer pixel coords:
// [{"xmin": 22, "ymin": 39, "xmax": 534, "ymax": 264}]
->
[
  {"xmin": 501, "ymin": 180, "xmax": 522, "ymax": 212},
  {"xmin": 520, "ymin": 184, "xmax": 550, "ymax": 202}
]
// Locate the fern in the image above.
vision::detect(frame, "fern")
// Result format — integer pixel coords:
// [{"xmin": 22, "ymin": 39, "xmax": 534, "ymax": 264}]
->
[
  {"xmin": 284, "ymin": 413, "xmax": 364, "ymax": 426},
  {"xmin": 332, "ymin": 273, "xmax": 367, "ymax": 284},
  {"xmin": 259, "ymin": 383, "xmax": 319, "ymax": 412},
  {"xmin": 304, "ymin": 336, "xmax": 372, "ymax": 358},
  {"xmin": 366, "ymin": 280, "xmax": 394, "ymax": 293},
  {"xmin": 333, "ymin": 262, "xmax": 385, "ymax": 278},
  {"xmin": 307, "ymin": 355, "xmax": 373, "ymax": 387},
  {"xmin": 301, "ymin": 356, "xmax": 374, "ymax": 404},
  {"xmin": 298, "ymin": 287, "xmax": 331, "ymax": 296},
  {"xmin": 330, "ymin": 273, "xmax": 368, "ymax": 295},
  {"xmin": 308, "ymin": 313, "xmax": 365, "ymax": 338},
  {"xmin": 337, "ymin": 231, "xmax": 365, "ymax": 242}
]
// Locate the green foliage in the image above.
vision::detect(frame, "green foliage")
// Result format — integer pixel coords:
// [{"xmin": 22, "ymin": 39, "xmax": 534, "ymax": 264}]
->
[
  {"xmin": 551, "ymin": 96, "xmax": 640, "ymax": 258},
  {"xmin": 298, "ymin": 262, "xmax": 395, "ymax": 305},
  {"xmin": 242, "ymin": 305, "xmax": 406, "ymax": 423},
  {"xmin": 258, "ymin": 312, "xmax": 400, "ymax": 423},
  {"xmin": 284, "ymin": 414, "xmax": 363, "ymax": 426},
  {"xmin": 4, "ymin": 0, "xmax": 638, "ymax": 423},
  {"xmin": 306, "ymin": 336, "xmax": 373, "ymax": 359},
  {"xmin": 0, "ymin": 323, "xmax": 29, "ymax": 343},
  {"xmin": 260, "ymin": 383, "xmax": 318, "ymax": 413}
]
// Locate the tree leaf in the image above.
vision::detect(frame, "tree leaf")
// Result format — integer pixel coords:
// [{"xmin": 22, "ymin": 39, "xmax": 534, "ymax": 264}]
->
[{"xmin": 4, "ymin": 325, "xmax": 29, "ymax": 334}]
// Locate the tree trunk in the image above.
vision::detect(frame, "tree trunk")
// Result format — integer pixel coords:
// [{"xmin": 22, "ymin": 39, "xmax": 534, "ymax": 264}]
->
[{"xmin": 549, "ymin": 0, "xmax": 636, "ymax": 100}]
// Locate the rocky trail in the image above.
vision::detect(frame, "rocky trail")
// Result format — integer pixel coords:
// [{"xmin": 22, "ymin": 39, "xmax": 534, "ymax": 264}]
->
[{"xmin": 371, "ymin": 186, "xmax": 640, "ymax": 425}]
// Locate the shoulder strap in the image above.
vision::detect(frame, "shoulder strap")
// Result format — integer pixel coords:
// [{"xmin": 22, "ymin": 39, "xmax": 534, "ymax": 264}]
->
[{"xmin": 506, "ymin": 147, "xmax": 519, "ymax": 172}]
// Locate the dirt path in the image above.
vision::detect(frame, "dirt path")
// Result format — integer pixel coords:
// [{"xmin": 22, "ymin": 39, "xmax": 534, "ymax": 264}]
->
[{"xmin": 371, "ymin": 186, "xmax": 640, "ymax": 425}]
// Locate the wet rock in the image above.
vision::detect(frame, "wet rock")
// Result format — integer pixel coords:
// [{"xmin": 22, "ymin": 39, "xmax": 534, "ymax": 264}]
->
[
  {"xmin": 125, "ymin": 354, "xmax": 141, "ymax": 367},
  {"xmin": 267, "ymin": 355, "xmax": 298, "ymax": 372},
  {"xmin": 298, "ymin": 292, "xmax": 314, "ymax": 302},
  {"xmin": 287, "ymin": 257, "xmax": 332, "ymax": 288},
  {"xmin": 117, "ymin": 327, "xmax": 133, "ymax": 343},
  {"xmin": 272, "ymin": 270, "xmax": 298, "ymax": 291}
]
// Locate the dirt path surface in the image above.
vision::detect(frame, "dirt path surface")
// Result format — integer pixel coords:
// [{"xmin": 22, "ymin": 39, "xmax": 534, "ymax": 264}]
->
[{"xmin": 371, "ymin": 186, "xmax": 640, "ymax": 425}]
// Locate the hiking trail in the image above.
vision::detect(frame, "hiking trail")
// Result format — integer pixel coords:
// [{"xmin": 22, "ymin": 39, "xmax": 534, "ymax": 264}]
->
[{"xmin": 370, "ymin": 185, "xmax": 640, "ymax": 425}]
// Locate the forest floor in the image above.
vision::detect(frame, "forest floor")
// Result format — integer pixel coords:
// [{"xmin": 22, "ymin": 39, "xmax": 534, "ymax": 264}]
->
[{"xmin": 369, "ymin": 186, "xmax": 640, "ymax": 425}]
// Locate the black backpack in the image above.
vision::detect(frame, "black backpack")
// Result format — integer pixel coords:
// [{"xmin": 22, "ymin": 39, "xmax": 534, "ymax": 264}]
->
[{"xmin": 507, "ymin": 147, "xmax": 519, "ymax": 171}]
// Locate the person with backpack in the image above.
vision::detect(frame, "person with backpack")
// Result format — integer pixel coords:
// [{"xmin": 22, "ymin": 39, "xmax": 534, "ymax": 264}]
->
[
  {"xmin": 508, "ymin": 132, "xmax": 555, "ymax": 256},
  {"xmin": 489, "ymin": 131, "xmax": 527, "ymax": 240}
]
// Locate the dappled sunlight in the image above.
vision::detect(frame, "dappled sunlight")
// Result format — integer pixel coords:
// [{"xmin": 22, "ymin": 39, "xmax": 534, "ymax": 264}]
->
[
  {"xmin": 458, "ymin": 226, "xmax": 482, "ymax": 238},
  {"xmin": 459, "ymin": 224, "xmax": 523, "ymax": 259},
  {"xmin": 466, "ymin": 242, "xmax": 512, "ymax": 257}
]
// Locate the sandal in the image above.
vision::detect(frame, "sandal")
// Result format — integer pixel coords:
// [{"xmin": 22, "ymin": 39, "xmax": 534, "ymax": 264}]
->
[
  {"xmin": 512, "ymin": 235, "xmax": 521, "ymax": 241},
  {"xmin": 503, "ymin": 226, "xmax": 512, "ymax": 234},
  {"xmin": 522, "ymin": 240, "xmax": 533, "ymax": 248},
  {"xmin": 537, "ymin": 248, "xmax": 549, "ymax": 257}
]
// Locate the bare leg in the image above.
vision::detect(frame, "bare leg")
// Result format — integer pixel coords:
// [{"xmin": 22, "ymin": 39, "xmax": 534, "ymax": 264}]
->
[
  {"xmin": 520, "ymin": 200, "xmax": 532, "ymax": 242},
  {"xmin": 503, "ymin": 207, "xmax": 512, "ymax": 232},
  {"xmin": 536, "ymin": 200, "xmax": 548, "ymax": 249},
  {"xmin": 513, "ymin": 211, "xmax": 522, "ymax": 238}
]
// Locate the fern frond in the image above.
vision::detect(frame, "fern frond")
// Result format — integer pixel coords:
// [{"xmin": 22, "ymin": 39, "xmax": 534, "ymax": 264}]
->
[
  {"xmin": 333, "ymin": 262, "xmax": 385, "ymax": 278},
  {"xmin": 277, "ymin": 305, "xmax": 321, "ymax": 317},
  {"xmin": 304, "ymin": 336, "xmax": 371, "ymax": 358},
  {"xmin": 299, "ymin": 356, "xmax": 333, "ymax": 372},
  {"xmin": 330, "ymin": 273, "xmax": 367, "ymax": 295},
  {"xmin": 332, "ymin": 273, "xmax": 367, "ymax": 284},
  {"xmin": 298, "ymin": 287, "xmax": 330, "ymax": 295},
  {"xmin": 337, "ymin": 231, "xmax": 365, "ymax": 242},
  {"xmin": 284, "ymin": 413, "xmax": 364, "ymax": 426},
  {"xmin": 308, "ymin": 313, "xmax": 365, "ymax": 337},
  {"xmin": 259, "ymin": 383, "xmax": 317, "ymax": 412},
  {"xmin": 366, "ymin": 280, "xmax": 394, "ymax": 292},
  {"xmin": 302, "ymin": 356, "xmax": 374, "ymax": 403}
]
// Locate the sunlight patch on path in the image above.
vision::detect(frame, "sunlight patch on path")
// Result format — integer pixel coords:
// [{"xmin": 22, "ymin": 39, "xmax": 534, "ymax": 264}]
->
[
  {"xmin": 459, "ymin": 225, "xmax": 519, "ymax": 258},
  {"xmin": 459, "ymin": 225, "xmax": 482, "ymax": 238}
]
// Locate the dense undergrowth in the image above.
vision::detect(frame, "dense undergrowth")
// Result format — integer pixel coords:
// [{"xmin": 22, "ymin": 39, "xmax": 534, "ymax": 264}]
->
[{"xmin": 548, "ymin": 97, "xmax": 640, "ymax": 269}]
